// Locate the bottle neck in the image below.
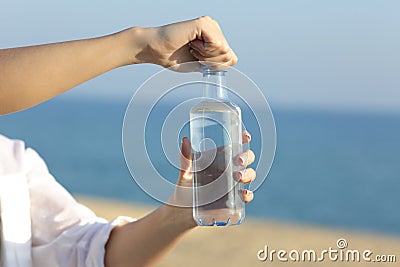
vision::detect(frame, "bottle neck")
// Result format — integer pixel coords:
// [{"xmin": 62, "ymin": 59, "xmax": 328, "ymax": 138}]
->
[{"xmin": 203, "ymin": 69, "xmax": 229, "ymax": 101}]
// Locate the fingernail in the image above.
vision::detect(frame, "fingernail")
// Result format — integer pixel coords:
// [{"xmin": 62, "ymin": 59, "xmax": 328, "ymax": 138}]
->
[
  {"xmin": 239, "ymin": 156, "xmax": 246, "ymax": 165},
  {"xmin": 243, "ymin": 189, "xmax": 250, "ymax": 196},
  {"xmin": 244, "ymin": 131, "xmax": 251, "ymax": 141},
  {"xmin": 237, "ymin": 170, "xmax": 244, "ymax": 180}
]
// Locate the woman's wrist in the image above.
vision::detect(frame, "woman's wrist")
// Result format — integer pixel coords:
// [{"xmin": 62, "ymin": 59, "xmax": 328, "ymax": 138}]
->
[
  {"xmin": 161, "ymin": 203, "xmax": 197, "ymax": 231},
  {"xmin": 115, "ymin": 26, "xmax": 158, "ymax": 66}
]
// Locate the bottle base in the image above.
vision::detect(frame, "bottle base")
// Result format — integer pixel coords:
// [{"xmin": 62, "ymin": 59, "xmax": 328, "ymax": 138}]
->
[{"xmin": 194, "ymin": 210, "xmax": 245, "ymax": 226}]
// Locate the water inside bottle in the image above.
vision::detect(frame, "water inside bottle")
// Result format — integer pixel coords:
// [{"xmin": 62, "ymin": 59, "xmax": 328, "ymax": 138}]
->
[{"xmin": 190, "ymin": 101, "xmax": 244, "ymax": 226}]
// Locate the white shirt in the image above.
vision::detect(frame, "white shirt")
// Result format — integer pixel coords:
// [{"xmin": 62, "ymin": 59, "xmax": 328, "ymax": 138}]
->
[{"xmin": 0, "ymin": 134, "xmax": 134, "ymax": 267}]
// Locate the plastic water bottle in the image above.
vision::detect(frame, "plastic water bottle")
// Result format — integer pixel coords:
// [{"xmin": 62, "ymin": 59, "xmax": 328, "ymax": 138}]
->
[{"xmin": 190, "ymin": 67, "xmax": 245, "ymax": 226}]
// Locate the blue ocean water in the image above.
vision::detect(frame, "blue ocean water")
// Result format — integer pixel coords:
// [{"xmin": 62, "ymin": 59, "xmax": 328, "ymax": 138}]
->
[{"xmin": 0, "ymin": 99, "xmax": 399, "ymax": 235}]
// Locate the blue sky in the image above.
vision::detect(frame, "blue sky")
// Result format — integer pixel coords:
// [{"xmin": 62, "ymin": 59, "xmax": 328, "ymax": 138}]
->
[{"xmin": 1, "ymin": 0, "xmax": 399, "ymax": 113}]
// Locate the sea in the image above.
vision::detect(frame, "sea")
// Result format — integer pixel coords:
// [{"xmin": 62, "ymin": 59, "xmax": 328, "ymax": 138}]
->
[{"xmin": 1, "ymin": 98, "xmax": 399, "ymax": 235}]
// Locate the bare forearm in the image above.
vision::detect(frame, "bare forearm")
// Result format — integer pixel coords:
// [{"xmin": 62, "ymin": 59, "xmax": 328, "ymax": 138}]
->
[
  {"xmin": 0, "ymin": 27, "xmax": 140, "ymax": 114},
  {"xmin": 104, "ymin": 204, "xmax": 196, "ymax": 267},
  {"xmin": 0, "ymin": 17, "xmax": 239, "ymax": 115}
]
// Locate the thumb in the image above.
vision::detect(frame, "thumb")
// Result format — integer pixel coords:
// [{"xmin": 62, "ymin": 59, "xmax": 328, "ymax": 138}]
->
[{"xmin": 178, "ymin": 137, "xmax": 192, "ymax": 186}]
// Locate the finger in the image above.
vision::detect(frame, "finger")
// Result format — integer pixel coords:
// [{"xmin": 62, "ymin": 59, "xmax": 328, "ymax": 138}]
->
[
  {"xmin": 242, "ymin": 190, "xmax": 254, "ymax": 203},
  {"xmin": 238, "ymin": 150, "xmax": 255, "ymax": 166},
  {"xmin": 196, "ymin": 16, "xmax": 226, "ymax": 48},
  {"xmin": 190, "ymin": 39, "xmax": 230, "ymax": 57},
  {"xmin": 196, "ymin": 59, "xmax": 236, "ymax": 71},
  {"xmin": 189, "ymin": 43, "xmax": 211, "ymax": 58},
  {"xmin": 190, "ymin": 49, "xmax": 237, "ymax": 68},
  {"xmin": 189, "ymin": 39, "xmax": 209, "ymax": 51},
  {"xmin": 168, "ymin": 137, "xmax": 193, "ymax": 207},
  {"xmin": 237, "ymin": 168, "xmax": 256, "ymax": 184},
  {"xmin": 178, "ymin": 137, "xmax": 192, "ymax": 185},
  {"xmin": 242, "ymin": 130, "xmax": 251, "ymax": 144},
  {"xmin": 193, "ymin": 50, "xmax": 237, "ymax": 66}
]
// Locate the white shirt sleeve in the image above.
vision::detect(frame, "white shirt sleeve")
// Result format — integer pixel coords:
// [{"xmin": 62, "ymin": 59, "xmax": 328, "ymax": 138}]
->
[
  {"xmin": 25, "ymin": 147, "xmax": 135, "ymax": 267},
  {"xmin": 0, "ymin": 137, "xmax": 32, "ymax": 267}
]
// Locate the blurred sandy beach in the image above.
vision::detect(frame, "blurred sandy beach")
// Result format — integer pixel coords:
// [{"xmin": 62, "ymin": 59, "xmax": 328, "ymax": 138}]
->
[{"xmin": 78, "ymin": 196, "xmax": 400, "ymax": 267}]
